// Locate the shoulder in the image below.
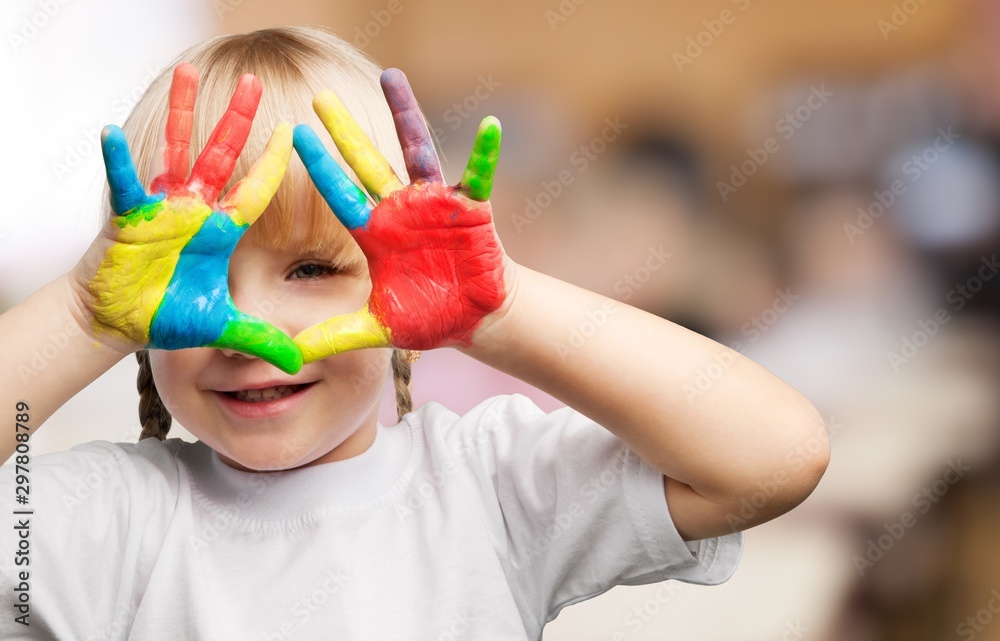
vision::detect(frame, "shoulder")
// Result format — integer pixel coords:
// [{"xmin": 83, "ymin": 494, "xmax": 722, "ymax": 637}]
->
[
  {"xmin": 17, "ymin": 437, "xmax": 193, "ymax": 503},
  {"xmin": 403, "ymin": 393, "xmax": 587, "ymax": 438},
  {"xmin": 0, "ymin": 438, "xmax": 195, "ymax": 548},
  {"xmin": 401, "ymin": 393, "xmax": 561, "ymax": 455},
  {"xmin": 423, "ymin": 392, "xmax": 618, "ymax": 441},
  {"xmin": 61, "ymin": 436, "xmax": 189, "ymax": 473},
  {"xmin": 400, "ymin": 393, "xmax": 625, "ymax": 478}
]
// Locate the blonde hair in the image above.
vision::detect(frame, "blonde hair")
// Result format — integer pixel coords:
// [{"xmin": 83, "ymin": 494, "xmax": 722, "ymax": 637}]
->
[{"xmin": 116, "ymin": 26, "xmax": 421, "ymax": 440}]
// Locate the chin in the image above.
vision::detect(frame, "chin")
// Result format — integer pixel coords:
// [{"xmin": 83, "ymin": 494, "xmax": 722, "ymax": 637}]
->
[{"xmin": 214, "ymin": 437, "xmax": 318, "ymax": 472}]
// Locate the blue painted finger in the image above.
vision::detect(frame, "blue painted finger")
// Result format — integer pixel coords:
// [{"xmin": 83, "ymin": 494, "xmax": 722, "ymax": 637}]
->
[
  {"xmin": 101, "ymin": 126, "xmax": 148, "ymax": 214},
  {"xmin": 293, "ymin": 124, "xmax": 371, "ymax": 230}
]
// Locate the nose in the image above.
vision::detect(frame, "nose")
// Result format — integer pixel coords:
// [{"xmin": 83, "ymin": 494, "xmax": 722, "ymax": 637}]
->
[
  {"xmin": 227, "ymin": 269, "xmax": 290, "ymax": 332},
  {"xmin": 218, "ymin": 347, "xmax": 258, "ymax": 360},
  {"xmin": 226, "ymin": 244, "xmax": 298, "ymax": 342},
  {"xmin": 226, "ymin": 285, "xmax": 294, "ymax": 356}
]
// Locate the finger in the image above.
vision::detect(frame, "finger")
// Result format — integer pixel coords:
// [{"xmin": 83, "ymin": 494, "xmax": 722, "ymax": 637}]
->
[
  {"xmin": 293, "ymin": 306, "xmax": 392, "ymax": 364},
  {"xmin": 459, "ymin": 116, "xmax": 502, "ymax": 201},
  {"xmin": 293, "ymin": 124, "xmax": 371, "ymax": 230},
  {"xmin": 380, "ymin": 68, "xmax": 443, "ymax": 184},
  {"xmin": 188, "ymin": 74, "xmax": 262, "ymax": 204},
  {"xmin": 212, "ymin": 309, "xmax": 304, "ymax": 374},
  {"xmin": 312, "ymin": 89, "xmax": 403, "ymax": 200},
  {"xmin": 151, "ymin": 63, "xmax": 198, "ymax": 195},
  {"xmin": 101, "ymin": 126, "xmax": 148, "ymax": 215},
  {"xmin": 220, "ymin": 122, "xmax": 293, "ymax": 226}
]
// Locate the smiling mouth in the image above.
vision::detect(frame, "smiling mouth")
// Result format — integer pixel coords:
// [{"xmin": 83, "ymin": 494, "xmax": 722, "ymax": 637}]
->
[{"xmin": 224, "ymin": 384, "xmax": 310, "ymax": 403}]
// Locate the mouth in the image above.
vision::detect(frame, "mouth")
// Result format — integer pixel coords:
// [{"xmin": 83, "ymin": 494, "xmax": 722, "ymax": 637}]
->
[
  {"xmin": 214, "ymin": 382, "xmax": 317, "ymax": 420},
  {"xmin": 223, "ymin": 384, "xmax": 310, "ymax": 403}
]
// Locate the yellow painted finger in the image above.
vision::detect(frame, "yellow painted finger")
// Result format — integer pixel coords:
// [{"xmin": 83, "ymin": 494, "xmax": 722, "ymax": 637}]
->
[
  {"xmin": 293, "ymin": 305, "xmax": 393, "ymax": 363},
  {"xmin": 313, "ymin": 90, "xmax": 403, "ymax": 201},
  {"xmin": 221, "ymin": 122, "xmax": 293, "ymax": 225}
]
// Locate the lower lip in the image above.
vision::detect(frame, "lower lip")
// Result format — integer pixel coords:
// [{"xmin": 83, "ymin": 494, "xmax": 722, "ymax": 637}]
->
[{"xmin": 213, "ymin": 384, "xmax": 316, "ymax": 420}]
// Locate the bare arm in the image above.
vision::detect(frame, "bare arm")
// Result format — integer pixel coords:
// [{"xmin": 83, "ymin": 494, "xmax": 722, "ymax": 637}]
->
[
  {"xmin": 1, "ymin": 274, "xmax": 130, "ymax": 463},
  {"xmin": 460, "ymin": 260, "xmax": 830, "ymax": 541}
]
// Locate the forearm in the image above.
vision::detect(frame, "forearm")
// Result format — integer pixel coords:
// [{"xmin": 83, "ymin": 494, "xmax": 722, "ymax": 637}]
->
[
  {"xmin": 0, "ymin": 274, "xmax": 129, "ymax": 463},
  {"xmin": 461, "ymin": 261, "xmax": 828, "ymax": 510}
]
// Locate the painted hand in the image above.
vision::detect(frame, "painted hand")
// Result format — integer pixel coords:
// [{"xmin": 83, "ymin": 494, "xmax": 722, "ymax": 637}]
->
[
  {"xmin": 291, "ymin": 69, "xmax": 508, "ymax": 363},
  {"xmin": 88, "ymin": 63, "xmax": 302, "ymax": 374}
]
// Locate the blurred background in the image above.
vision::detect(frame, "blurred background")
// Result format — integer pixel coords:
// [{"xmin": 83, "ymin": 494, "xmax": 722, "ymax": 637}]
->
[{"xmin": 3, "ymin": 0, "xmax": 1000, "ymax": 639}]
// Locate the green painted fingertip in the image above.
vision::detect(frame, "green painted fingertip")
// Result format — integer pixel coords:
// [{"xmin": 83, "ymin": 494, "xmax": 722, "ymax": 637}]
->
[
  {"xmin": 460, "ymin": 116, "xmax": 502, "ymax": 201},
  {"xmin": 271, "ymin": 345, "xmax": 303, "ymax": 375},
  {"xmin": 214, "ymin": 320, "xmax": 303, "ymax": 374}
]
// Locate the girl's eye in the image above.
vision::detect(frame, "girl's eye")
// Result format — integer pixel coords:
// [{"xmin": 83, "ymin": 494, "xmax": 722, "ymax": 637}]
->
[{"xmin": 289, "ymin": 262, "xmax": 338, "ymax": 280}]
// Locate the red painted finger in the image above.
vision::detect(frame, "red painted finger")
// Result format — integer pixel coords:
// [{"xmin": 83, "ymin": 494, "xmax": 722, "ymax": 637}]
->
[
  {"xmin": 380, "ymin": 68, "xmax": 443, "ymax": 184},
  {"xmin": 187, "ymin": 74, "xmax": 262, "ymax": 204},
  {"xmin": 152, "ymin": 64, "xmax": 199, "ymax": 196}
]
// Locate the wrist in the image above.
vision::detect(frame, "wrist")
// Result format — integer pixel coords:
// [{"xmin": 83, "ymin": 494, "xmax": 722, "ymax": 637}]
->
[{"xmin": 455, "ymin": 256, "xmax": 525, "ymax": 360}]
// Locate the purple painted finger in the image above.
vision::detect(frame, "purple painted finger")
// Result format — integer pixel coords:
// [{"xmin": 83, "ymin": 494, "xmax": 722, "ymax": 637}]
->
[{"xmin": 380, "ymin": 68, "xmax": 443, "ymax": 184}]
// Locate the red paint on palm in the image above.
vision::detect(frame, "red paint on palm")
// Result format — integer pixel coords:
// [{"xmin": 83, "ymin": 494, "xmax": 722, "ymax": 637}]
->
[{"xmin": 360, "ymin": 181, "xmax": 506, "ymax": 350}]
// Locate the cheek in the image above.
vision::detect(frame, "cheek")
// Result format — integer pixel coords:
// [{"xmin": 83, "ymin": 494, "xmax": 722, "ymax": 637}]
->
[
  {"xmin": 339, "ymin": 275, "xmax": 373, "ymax": 312},
  {"xmin": 147, "ymin": 349, "xmax": 204, "ymax": 415},
  {"xmin": 325, "ymin": 347, "xmax": 392, "ymax": 395}
]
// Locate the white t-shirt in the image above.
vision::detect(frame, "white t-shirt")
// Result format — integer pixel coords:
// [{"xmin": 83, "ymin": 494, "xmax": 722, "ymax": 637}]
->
[{"xmin": 0, "ymin": 394, "xmax": 743, "ymax": 640}]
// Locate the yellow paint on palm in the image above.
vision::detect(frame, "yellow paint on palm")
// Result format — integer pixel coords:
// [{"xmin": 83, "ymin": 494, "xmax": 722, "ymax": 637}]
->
[
  {"xmin": 222, "ymin": 122, "xmax": 293, "ymax": 225},
  {"xmin": 295, "ymin": 304, "xmax": 393, "ymax": 364},
  {"xmin": 312, "ymin": 90, "xmax": 403, "ymax": 200},
  {"xmin": 89, "ymin": 197, "xmax": 213, "ymax": 344}
]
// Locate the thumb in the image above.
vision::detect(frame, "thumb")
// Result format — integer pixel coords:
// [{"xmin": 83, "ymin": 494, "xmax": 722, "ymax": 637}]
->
[
  {"xmin": 293, "ymin": 305, "xmax": 392, "ymax": 363},
  {"xmin": 211, "ymin": 306, "xmax": 303, "ymax": 374}
]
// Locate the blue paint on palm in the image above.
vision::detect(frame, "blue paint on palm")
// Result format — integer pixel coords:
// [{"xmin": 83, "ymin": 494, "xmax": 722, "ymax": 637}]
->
[{"xmin": 148, "ymin": 212, "xmax": 248, "ymax": 349}]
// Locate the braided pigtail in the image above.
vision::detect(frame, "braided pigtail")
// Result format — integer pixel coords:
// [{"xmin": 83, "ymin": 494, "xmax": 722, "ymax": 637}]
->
[
  {"xmin": 391, "ymin": 348, "xmax": 419, "ymax": 421},
  {"xmin": 136, "ymin": 350, "xmax": 173, "ymax": 441}
]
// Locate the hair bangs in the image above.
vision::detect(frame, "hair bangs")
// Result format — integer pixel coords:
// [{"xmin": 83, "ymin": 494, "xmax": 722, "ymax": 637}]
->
[{"xmin": 241, "ymin": 169, "xmax": 368, "ymax": 272}]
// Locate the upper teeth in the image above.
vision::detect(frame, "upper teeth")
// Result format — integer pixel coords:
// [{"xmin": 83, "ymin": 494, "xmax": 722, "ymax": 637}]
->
[{"xmin": 232, "ymin": 386, "xmax": 297, "ymax": 403}]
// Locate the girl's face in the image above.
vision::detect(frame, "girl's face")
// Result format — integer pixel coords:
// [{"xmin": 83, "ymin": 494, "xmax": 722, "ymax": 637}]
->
[{"xmin": 149, "ymin": 176, "xmax": 391, "ymax": 472}]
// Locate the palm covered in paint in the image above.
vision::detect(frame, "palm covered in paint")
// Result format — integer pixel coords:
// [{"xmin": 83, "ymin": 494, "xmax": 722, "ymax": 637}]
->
[
  {"xmin": 87, "ymin": 64, "xmax": 302, "ymax": 374},
  {"xmin": 292, "ymin": 68, "xmax": 508, "ymax": 362}
]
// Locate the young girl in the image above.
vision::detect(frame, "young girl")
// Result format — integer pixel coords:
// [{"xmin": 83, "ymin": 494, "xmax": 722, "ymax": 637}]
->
[{"xmin": 0, "ymin": 26, "xmax": 828, "ymax": 640}]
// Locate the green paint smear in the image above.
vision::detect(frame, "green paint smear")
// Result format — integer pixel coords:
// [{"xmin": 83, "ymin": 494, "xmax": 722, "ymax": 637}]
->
[
  {"xmin": 115, "ymin": 200, "xmax": 162, "ymax": 228},
  {"xmin": 212, "ymin": 316, "xmax": 303, "ymax": 374},
  {"xmin": 461, "ymin": 116, "xmax": 502, "ymax": 201}
]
